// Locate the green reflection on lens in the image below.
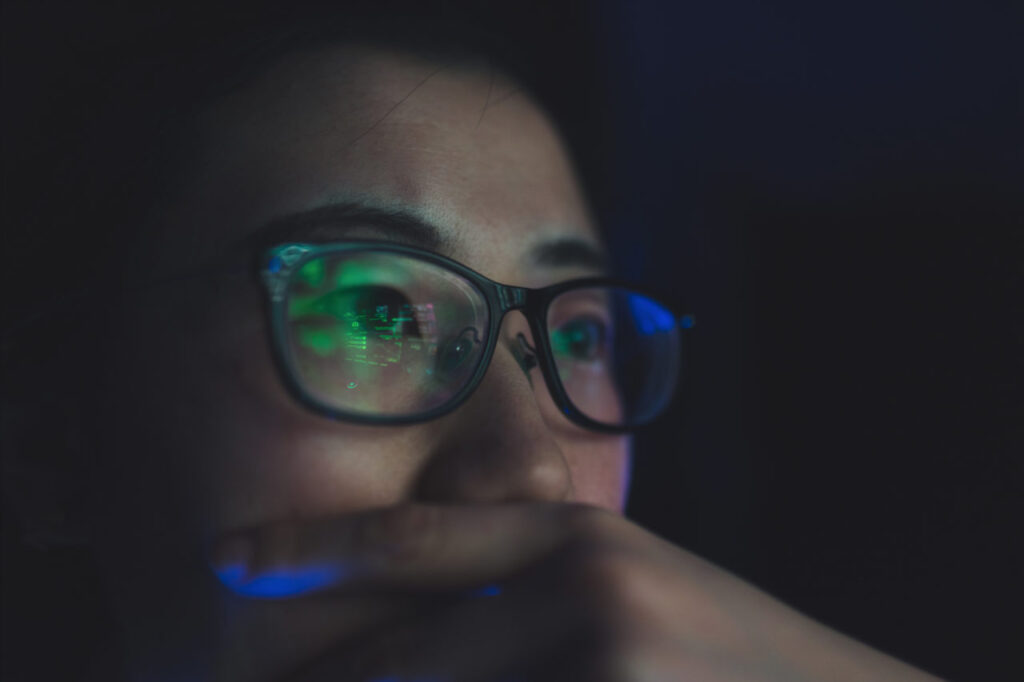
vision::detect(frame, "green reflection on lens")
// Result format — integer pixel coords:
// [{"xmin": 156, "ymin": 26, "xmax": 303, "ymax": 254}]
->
[
  {"xmin": 298, "ymin": 259, "xmax": 325, "ymax": 288},
  {"xmin": 291, "ymin": 281, "xmax": 427, "ymax": 371},
  {"xmin": 551, "ymin": 318, "xmax": 603, "ymax": 361},
  {"xmin": 334, "ymin": 262, "xmax": 381, "ymax": 289},
  {"xmin": 298, "ymin": 326, "xmax": 337, "ymax": 356},
  {"xmin": 288, "ymin": 293, "xmax": 317, "ymax": 319}
]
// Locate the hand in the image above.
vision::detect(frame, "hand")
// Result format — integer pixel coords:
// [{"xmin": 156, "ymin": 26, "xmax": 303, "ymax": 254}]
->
[{"xmin": 211, "ymin": 503, "xmax": 942, "ymax": 681}]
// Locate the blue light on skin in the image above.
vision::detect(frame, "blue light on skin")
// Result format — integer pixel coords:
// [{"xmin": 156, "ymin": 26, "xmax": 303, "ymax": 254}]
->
[
  {"xmin": 469, "ymin": 583, "xmax": 503, "ymax": 597},
  {"xmin": 214, "ymin": 562, "xmax": 348, "ymax": 599},
  {"xmin": 268, "ymin": 256, "xmax": 283, "ymax": 273}
]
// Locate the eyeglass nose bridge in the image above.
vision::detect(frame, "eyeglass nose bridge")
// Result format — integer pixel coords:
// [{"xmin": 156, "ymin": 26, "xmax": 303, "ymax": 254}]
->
[
  {"xmin": 495, "ymin": 283, "xmax": 528, "ymax": 312},
  {"xmin": 484, "ymin": 283, "xmax": 561, "ymax": 408}
]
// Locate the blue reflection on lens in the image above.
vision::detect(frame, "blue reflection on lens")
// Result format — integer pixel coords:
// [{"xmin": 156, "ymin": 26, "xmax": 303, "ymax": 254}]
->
[
  {"xmin": 680, "ymin": 314, "xmax": 695, "ymax": 329},
  {"xmin": 215, "ymin": 563, "xmax": 344, "ymax": 598},
  {"xmin": 629, "ymin": 294, "xmax": 675, "ymax": 335}
]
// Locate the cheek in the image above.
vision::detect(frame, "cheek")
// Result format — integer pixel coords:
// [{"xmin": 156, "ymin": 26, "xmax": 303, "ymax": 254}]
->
[
  {"xmin": 97, "ymin": 283, "xmax": 429, "ymax": 539},
  {"xmin": 197, "ymin": 391, "xmax": 429, "ymax": 533},
  {"xmin": 563, "ymin": 437, "xmax": 632, "ymax": 512},
  {"xmin": 182, "ymin": 329, "xmax": 433, "ymax": 536},
  {"xmin": 526, "ymin": 350, "xmax": 632, "ymax": 512}
]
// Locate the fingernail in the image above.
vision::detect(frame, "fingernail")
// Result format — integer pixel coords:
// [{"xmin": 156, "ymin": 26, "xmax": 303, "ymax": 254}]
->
[{"xmin": 210, "ymin": 534, "xmax": 253, "ymax": 585}]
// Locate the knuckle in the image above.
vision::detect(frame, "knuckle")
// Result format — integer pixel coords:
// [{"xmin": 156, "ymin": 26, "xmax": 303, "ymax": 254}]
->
[
  {"xmin": 556, "ymin": 540, "xmax": 651, "ymax": 633},
  {"xmin": 571, "ymin": 628, "xmax": 651, "ymax": 682},
  {"xmin": 576, "ymin": 549, "xmax": 636, "ymax": 594},
  {"xmin": 561, "ymin": 502, "xmax": 623, "ymax": 540},
  {"xmin": 547, "ymin": 513, "xmax": 665, "ymax": 649}
]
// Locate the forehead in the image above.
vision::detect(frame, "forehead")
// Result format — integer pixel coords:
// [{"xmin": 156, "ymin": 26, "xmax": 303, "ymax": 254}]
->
[{"xmin": 151, "ymin": 46, "xmax": 600, "ymax": 284}]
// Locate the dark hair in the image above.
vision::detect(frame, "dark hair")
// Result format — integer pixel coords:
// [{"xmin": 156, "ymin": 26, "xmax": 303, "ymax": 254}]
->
[{"xmin": 4, "ymin": 1, "xmax": 612, "ymax": 327}]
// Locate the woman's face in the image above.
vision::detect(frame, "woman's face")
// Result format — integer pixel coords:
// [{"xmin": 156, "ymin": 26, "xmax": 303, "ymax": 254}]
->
[{"xmin": 89, "ymin": 46, "xmax": 630, "ymax": 678}]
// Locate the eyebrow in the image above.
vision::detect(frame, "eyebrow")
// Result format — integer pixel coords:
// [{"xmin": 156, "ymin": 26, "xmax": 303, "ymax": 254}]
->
[
  {"xmin": 236, "ymin": 201, "xmax": 609, "ymax": 274},
  {"xmin": 238, "ymin": 201, "xmax": 451, "ymax": 254},
  {"xmin": 528, "ymin": 236, "xmax": 608, "ymax": 273}
]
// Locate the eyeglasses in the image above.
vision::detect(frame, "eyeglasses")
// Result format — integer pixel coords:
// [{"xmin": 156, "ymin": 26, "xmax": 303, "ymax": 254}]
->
[{"xmin": 261, "ymin": 241, "xmax": 694, "ymax": 433}]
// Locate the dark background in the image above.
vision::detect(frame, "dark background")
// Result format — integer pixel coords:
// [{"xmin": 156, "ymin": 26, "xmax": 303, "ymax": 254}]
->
[
  {"xmin": 3, "ymin": 1, "xmax": 1022, "ymax": 680},
  {"xmin": 599, "ymin": 2, "xmax": 1022, "ymax": 680}
]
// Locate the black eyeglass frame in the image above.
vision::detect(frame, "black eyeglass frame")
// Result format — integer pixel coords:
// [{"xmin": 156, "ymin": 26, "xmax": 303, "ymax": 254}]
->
[{"xmin": 262, "ymin": 240, "xmax": 694, "ymax": 434}]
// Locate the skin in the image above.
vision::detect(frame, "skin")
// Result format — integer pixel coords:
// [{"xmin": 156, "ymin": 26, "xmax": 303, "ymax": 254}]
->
[{"xmin": 37, "ymin": 46, "xmax": 942, "ymax": 681}]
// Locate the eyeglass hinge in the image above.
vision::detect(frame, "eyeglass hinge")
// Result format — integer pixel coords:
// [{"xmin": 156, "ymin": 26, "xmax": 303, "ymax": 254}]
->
[{"xmin": 262, "ymin": 244, "xmax": 313, "ymax": 302}]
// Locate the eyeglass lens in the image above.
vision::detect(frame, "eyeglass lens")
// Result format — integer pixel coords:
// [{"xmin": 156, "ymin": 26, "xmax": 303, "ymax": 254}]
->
[
  {"xmin": 547, "ymin": 286, "xmax": 680, "ymax": 426},
  {"xmin": 283, "ymin": 250, "xmax": 680, "ymax": 427},
  {"xmin": 286, "ymin": 251, "xmax": 489, "ymax": 416}
]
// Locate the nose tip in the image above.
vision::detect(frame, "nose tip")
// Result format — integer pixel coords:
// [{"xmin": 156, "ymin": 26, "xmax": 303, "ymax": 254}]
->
[{"xmin": 412, "ymin": 317, "xmax": 574, "ymax": 504}]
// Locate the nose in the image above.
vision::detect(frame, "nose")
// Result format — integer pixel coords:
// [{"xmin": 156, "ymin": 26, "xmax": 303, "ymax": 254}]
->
[{"xmin": 412, "ymin": 313, "xmax": 573, "ymax": 504}]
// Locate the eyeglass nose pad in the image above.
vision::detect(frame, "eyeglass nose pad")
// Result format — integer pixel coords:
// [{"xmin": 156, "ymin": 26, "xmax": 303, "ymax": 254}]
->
[{"xmin": 512, "ymin": 332, "xmax": 539, "ymax": 376}]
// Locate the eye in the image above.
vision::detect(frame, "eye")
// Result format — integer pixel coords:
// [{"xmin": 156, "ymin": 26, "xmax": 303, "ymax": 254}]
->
[
  {"xmin": 306, "ymin": 286, "xmax": 411, "ymax": 323},
  {"xmin": 436, "ymin": 326, "xmax": 481, "ymax": 376},
  {"xmin": 552, "ymin": 316, "xmax": 607, "ymax": 362},
  {"xmin": 292, "ymin": 285, "xmax": 421, "ymax": 356},
  {"xmin": 303, "ymin": 286, "xmax": 420, "ymax": 332}
]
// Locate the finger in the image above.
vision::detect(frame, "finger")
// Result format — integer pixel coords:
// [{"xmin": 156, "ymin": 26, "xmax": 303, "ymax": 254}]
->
[
  {"xmin": 215, "ymin": 592, "xmax": 438, "ymax": 682},
  {"xmin": 280, "ymin": 569, "xmax": 586, "ymax": 682},
  {"xmin": 209, "ymin": 502, "xmax": 633, "ymax": 598}
]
